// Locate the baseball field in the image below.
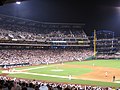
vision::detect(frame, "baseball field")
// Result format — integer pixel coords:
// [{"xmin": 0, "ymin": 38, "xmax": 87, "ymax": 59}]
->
[{"xmin": 1, "ymin": 60, "xmax": 120, "ymax": 88}]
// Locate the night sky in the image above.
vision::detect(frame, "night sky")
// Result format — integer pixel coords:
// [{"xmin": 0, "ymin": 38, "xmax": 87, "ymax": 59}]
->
[{"xmin": 0, "ymin": 0, "xmax": 120, "ymax": 36}]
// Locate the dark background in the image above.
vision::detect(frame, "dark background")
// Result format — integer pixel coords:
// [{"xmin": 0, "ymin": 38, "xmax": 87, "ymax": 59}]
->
[{"xmin": 0, "ymin": 0, "xmax": 120, "ymax": 36}]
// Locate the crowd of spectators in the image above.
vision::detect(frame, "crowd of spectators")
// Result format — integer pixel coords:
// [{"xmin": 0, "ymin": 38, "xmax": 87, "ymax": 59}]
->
[
  {"xmin": 0, "ymin": 76, "xmax": 116, "ymax": 90},
  {"xmin": 0, "ymin": 14, "xmax": 88, "ymax": 42},
  {"xmin": 0, "ymin": 29, "xmax": 87, "ymax": 42},
  {"xmin": 0, "ymin": 49, "xmax": 93, "ymax": 66}
]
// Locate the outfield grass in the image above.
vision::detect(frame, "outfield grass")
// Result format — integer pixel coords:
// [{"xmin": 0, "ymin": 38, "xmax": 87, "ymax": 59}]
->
[
  {"xmin": 4, "ymin": 60, "xmax": 120, "ymax": 87},
  {"xmin": 66, "ymin": 60, "xmax": 120, "ymax": 68}
]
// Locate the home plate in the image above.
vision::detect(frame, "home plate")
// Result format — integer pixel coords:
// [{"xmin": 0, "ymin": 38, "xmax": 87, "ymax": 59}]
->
[{"xmin": 51, "ymin": 69, "xmax": 64, "ymax": 72}]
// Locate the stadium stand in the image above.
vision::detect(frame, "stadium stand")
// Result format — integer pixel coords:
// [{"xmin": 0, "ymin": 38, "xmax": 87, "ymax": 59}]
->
[
  {"xmin": 0, "ymin": 14, "xmax": 90, "ymax": 47},
  {"xmin": 0, "ymin": 49, "xmax": 93, "ymax": 68},
  {"xmin": 0, "ymin": 14, "xmax": 94, "ymax": 67},
  {"xmin": 90, "ymin": 30, "xmax": 120, "ymax": 59}
]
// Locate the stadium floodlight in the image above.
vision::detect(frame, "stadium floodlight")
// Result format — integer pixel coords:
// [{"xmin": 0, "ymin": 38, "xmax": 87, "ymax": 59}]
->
[
  {"xmin": 16, "ymin": 1, "xmax": 21, "ymax": 4},
  {"xmin": 0, "ymin": 0, "xmax": 28, "ymax": 6}
]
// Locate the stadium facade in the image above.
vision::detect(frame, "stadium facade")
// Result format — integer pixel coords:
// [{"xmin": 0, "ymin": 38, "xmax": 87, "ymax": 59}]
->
[{"xmin": 91, "ymin": 30, "xmax": 120, "ymax": 59}]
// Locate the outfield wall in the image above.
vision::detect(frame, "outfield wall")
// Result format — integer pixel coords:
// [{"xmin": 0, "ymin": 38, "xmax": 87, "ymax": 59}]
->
[
  {"xmin": 0, "ymin": 63, "xmax": 29, "ymax": 68},
  {"xmin": 86, "ymin": 56, "xmax": 120, "ymax": 60}
]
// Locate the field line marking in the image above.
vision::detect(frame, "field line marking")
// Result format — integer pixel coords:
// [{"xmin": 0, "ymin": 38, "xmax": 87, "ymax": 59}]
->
[
  {"xmin": 15, "ymin": 65, "xmax": 55, "ymax": 71},
  {"xmin": 4, "ymin": 70, "xmax": 120, "ymax": 83},
  {"xmin": 9, "ymin": 71, "xmax": 74, "ymax": 79}
]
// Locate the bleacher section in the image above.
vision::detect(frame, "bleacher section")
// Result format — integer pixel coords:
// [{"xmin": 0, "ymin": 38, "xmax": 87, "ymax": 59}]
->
[
  {"xmin": 0, "ymin": 14, "xmax": 90, "ymax": 47},
  {"xmin": 0, "ymin": 49, "xmax": 93, "ymax": 67}
]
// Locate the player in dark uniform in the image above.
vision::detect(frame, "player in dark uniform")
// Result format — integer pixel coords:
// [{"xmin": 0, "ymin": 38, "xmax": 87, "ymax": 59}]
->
[{"xmin": 113, "ymin": 76, "xmax": 115, "ymax": 82}]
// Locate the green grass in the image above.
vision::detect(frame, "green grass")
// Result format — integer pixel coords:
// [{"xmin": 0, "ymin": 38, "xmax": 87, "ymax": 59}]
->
[
  {"xmin": 8, "ymin": 74, "xmax": 120, "ymax": 87},
  {"xmin": 28, "ymin": 66, "xmax": 92, "ymax": 76},
  {"xmin": 66, "ymin": 60, "xmax": 120, "ymax": 68},
  {"xmin": 15, "ymin": 65, "xmax": 47, "ymax": 70},
  {"xmin": 3, "ymin": 60, "xmax": 120, "ymax": 88},
  {"xmin": 0, "ymin": 70, "xmax": 2, "ymax": 74}
]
